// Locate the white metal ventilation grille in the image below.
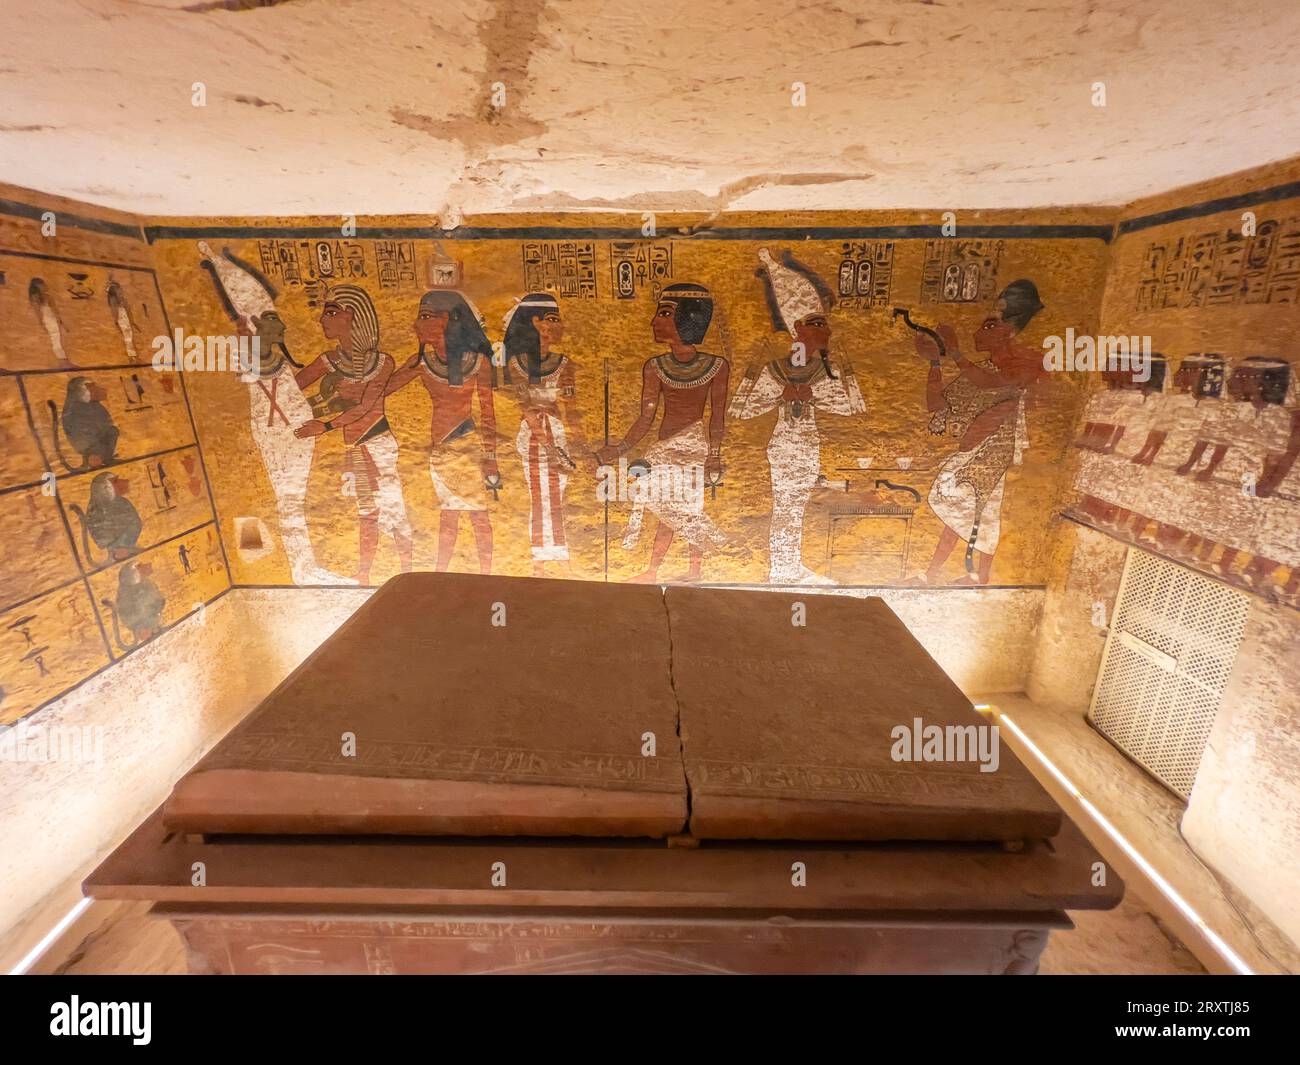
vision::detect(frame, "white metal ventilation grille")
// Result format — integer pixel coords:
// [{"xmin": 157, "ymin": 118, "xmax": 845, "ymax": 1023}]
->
[{"xmin": 1088, "ymin": 548, "xmax": 1249, "ymax": 800}]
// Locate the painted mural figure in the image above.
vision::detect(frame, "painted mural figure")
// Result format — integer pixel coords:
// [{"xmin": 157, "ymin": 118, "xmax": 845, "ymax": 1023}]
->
[
  {"xmin": 386, "ymin": 290, "xmax": 498, "ymax": 575},
  {"xmin": 502, "ymin": 292, "xmax": 589, "ymax": 576},
  {"xmin": 1073, "ymin": 357, "xmax": 1170, "ymax": 546},
  {"xmin": 106, "ymin": 279, "xmax": 140, "ymax": 362},
  {"xmin": 49, "ymin": 377, "xmax": 118, "ymax": 471},
  {"xmin": 1074, "ymin": 359, "xmax": 1162, "ymax": 456},
  {"xmin": 731, "ymin": 249, "xmax": 865, "ymax": 584},
  {"xmin": 910, "ymin": 280, "xmax": 1045, "ymax": 585},
  {"xmin": 1169, "ymin": 359, "xmax": 1299, "ymax": 593},
  {"xmin": 295, "ymin": 285, "xmax": 414, "ymax": 585},
  {"xmin": 596, "ymin": 283, "xmax": 731, "ymax": 584},
  {"xmin": 29, "ymin": 278, "xmax": 70, "ymax": 364},
  {"xmin": 198, "ymin": 241, "xmax": 354, "ymax": 585},
  {"xmin": 69, "ymin": 471, "xmax": 141, "ymax": 564},
  {"xmin": 102, "ymin": 561, "xmax": 164, "ymax": 648},
  {"xmin": 1142, "ymin": 356, "xmax": 1218, "ymax": 464},
  {"xmin": 1084, "ymin": 355, "xmax": 1300, "ymax": 596}
]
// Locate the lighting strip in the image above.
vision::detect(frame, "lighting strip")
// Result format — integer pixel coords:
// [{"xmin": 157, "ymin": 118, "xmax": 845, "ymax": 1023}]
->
[
  {"xmin": 8, "ymin": 896, "xmax": 93, "ymax": 976},
  {"xmin": 974, "ymin": 704, "xmax": 1254, "ymax": 976}
]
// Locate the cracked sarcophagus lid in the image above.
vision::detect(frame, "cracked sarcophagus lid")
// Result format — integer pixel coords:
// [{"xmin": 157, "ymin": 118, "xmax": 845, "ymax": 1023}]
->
[
  {"xmin": 163, "ymin": 574, "xmax": 1060, "ymax": 843},
  {"xmin": 163, "ymin": 573, "xmax": 687, "ymax": 837},
  {"xmin": 665, "ymin": 586, "xmax": 1060, "ymax": 842}
]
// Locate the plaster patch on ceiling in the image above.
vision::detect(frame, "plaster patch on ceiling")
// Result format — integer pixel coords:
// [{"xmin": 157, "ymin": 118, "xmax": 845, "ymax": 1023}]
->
[{"xmin": 509, "ymin": 171, "xmax": 876, "ymax": 216}]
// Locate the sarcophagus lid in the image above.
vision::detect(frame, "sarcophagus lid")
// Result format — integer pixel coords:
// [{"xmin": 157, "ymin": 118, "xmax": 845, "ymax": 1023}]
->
[
  {"xmin": 164, "ymin": 574, "xmax": 1060, "ymax": 842},
  {"xmin": 165, "ymin": 574, "xmax": 688, "ymax": 837},
  {"xmin": 665, "ymin": 587, "xmax": 1060, "ymax": 841}
]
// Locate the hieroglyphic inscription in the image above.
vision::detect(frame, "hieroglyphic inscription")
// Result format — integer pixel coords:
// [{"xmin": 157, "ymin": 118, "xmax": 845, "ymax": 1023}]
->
[
  {"xmin": 693, "ymin": 758, "xmax": 1027, "ymax": 802},
  {"xmin": 836, "ymin": 241, "xmax": 894, "ymax": 309},
  {"xmin": 521, "ymin": 240, "xmax": 597, "ymax": 298},
  {"xmin": 221, "ymin": 732, "xmax": 673, "ymax": 785},
  {"xmin": 920, "ymin": 239, "xmax": 1003, "ymax": 303},
  {"xmin": 1135, "ymin": 216, "xmax": 1300, "ymax": 310},
  {"xmin": 609, "ymin": 241, "xmax": 673, "ymax": 300}
]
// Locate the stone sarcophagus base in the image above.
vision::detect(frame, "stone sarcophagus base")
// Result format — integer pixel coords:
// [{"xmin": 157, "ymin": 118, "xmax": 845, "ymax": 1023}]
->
[
  {"xmin": 86, "ymin": 574, "xmax": 1122, "ymax": 975},
  {"xmin": 168, "ymin": 909, "xmax": 1063, "ymax": 976}
]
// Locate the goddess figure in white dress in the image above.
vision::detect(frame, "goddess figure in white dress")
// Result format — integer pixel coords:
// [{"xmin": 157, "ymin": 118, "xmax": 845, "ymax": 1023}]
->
[
  {"xmin": 730, "ymin": 249, "xmax": 865, "ymax": 584},
  {"xmin": 502, "ymin": 292, "xmax": 590, "ymax": 576}
]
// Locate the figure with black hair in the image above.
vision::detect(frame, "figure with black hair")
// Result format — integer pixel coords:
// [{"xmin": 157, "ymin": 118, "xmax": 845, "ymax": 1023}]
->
[
  {"xmin": 731, "ymin": 249, "xmax": 865, "ymax": 584},
  {"xmin": 386, "ymin": 290, "xmax": 499, "ymax": 575},
  {"xmin": 910, "ymin": 280, "xmax": 1046, "ymax": 585},
  {"xmin": 595, "ymin": 283, "xmax": 731, "ymax": 583},
  {"xmin": 1073, "ymin": 358, "xmax": 1170, "ymax": 544},
  {"xmin": 294, "ymin": 284, "xmax": 414, "ymax": 584},
  {"xmin": 502, "ymin": 292, "xmax": 589, "ymax": 576}
]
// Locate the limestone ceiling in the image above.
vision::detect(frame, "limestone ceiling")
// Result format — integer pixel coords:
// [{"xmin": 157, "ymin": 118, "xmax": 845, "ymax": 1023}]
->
[{"xmin": 2, "ymin": 0, "xmax": 1299, "ymax": 217}]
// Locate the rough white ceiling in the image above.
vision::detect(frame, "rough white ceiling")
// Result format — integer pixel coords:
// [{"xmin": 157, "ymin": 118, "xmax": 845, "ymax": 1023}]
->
[{"xmin": 2, "ymin": 0, "xmax": 1299, "ymax": 217}]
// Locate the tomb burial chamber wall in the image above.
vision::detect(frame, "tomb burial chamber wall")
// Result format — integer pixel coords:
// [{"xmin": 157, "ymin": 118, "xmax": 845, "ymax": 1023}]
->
[
  {"xmin": 1031, "ymin": 156, "xmax": 1300, "ymax": 948},
  {"xmin": 148, "ymin": 208, "xmax": 1112, "ymax": 607}
]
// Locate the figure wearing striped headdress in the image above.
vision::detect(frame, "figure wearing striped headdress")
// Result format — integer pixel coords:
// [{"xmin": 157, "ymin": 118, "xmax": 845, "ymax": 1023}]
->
[{"xmin": 294, "ymin": 284, "xmax": 414, "ymax": 584}]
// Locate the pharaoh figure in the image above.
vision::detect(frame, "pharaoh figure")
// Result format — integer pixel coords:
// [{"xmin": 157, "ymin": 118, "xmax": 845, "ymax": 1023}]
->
[
  {"xmin": 198, "ymin": 241, "xmax": 352, "ymax": 585},
  {"xmin": 910, "ymin": 280, "xmax": 1046, "ymax": 585},
  {"xmin": 106, "ymin": 279, "xmax": 140, "ymax": 362},
  {"xmin": 731, "ymin": 249, "xmax": 865, "ymax": 584},
  {"xmin": 29, "ymin": 278, "xmax": 70, "ymax": 364},
  {"xmin": 595, "ymin": 283, "xmax": 731, "ymax": 584},
  {"xmin": 386, "ymin": 290, "xmax": 499, "ymax": 575},
  {"xmin": 502, "ymin": 292, "xmax": 590, "ymax": 577},
  {"xmin": 295, "ymin": 284, "xmax": 414, "ymax": 585}
]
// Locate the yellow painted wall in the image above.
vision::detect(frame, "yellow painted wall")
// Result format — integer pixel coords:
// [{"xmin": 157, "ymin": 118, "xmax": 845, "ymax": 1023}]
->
[
  {"xmin": 1024, "ymin": 159, "xmax": 1300, "ymax": 946},
  {"xmin": 148, "ymin": 209, "xmax": 1111, "ymax": 591},
  {"xmin": 0, "ymin": 185, "xmax": 228, "ymax": 725},
  {"xmin": 1065, "ymin": 156, "xmax": 1300, "ymax": 605}
]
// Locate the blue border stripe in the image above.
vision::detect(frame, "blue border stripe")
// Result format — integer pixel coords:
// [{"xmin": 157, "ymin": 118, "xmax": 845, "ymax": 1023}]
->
[
  {"xmin": 143, "ymin": 222, "xmax": 1115, "ymax": 243},
  {"xmin": 1117, "ymin": 179, "xmax": 1300, "ymax": 236},
  {"xmin": 0, "ymin": 197, "xmax": 144, "ymax": 240}
]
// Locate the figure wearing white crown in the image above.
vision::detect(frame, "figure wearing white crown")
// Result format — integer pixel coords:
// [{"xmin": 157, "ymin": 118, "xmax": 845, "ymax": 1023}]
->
[
  {"xmin": 198, "ymin": 241, "xmax": 354, "ymax": 586},
  {"xmin": 731, "ymin": 249, "xmax": 865, "ymax": 585}
]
